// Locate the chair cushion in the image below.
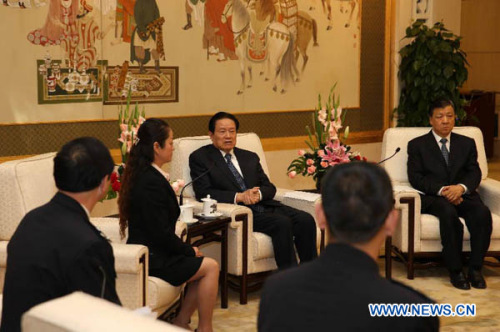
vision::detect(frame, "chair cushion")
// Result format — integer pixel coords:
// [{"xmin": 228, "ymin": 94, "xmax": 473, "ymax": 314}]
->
[
  {"xmin": 252, "ymin": 232, "xmax": 275, "ymax": 261},
  {"xmin": 21, "ymin": 292, "xmax": 184, "ymax": 332},
  {"xmin": 147, "ymin": 277, "xmax": 182, "ymax": 313},
  {"xmin": 170, "ymin": 133, "xmax": 269, "ymax": 198},
  {"xmin": 381, "ymin": 127, "xmax": 488, "ymax": 185},
  {"xmin": 420, "ymin": 212, "xmax": 500, "ymax": 241}
]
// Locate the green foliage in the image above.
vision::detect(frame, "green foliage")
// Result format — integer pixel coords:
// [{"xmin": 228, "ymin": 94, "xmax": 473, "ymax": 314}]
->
[{"xmin": 395, "ymin": 21, "xmax": 469, "ymax": 127}]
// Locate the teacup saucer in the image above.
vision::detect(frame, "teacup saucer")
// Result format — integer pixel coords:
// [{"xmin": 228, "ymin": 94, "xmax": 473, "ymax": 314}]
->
[
  {"xmin": 182, "ymin": 218, "xmax": 198, "ymax": 225},
  {"xmin": 197, "ymin": 212, "xmax": 223, "ymax": 220}
]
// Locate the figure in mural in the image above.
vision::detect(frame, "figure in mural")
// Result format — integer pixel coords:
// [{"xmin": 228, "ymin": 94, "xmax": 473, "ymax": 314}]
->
[
  {"xmin": 2, "ymin": 0, "xmax": 46, "ymax": 8},
  {"xmin": 75, "ymin": 0, "xmax": 114, "ymax": 71},
  {"xmin": 183, "ymin": 0, "xmax": 205, "ymax": 30},
  {"xmin": 112, "ymin": 0, "xmax": 136, "ymax": 44},
  {"xmin": 247, "ymin": 0, "xmax": 276, "ymax": 62},
  {"xmin": 222, "ymin": 0, "xmax": 297, "ymax": 94},
  {"xmin": 130, "ymin": 0, "xmax": 164, "ymax": 73},
  {"xmin": 203, "ymin": 0, "xmax": 237, "ymax": 61},
  {"xmin": 27, "ymin": 0, "xmax": 78, "ymax": 49},
  {"xmin": 294, "ymin": 10, "xmax": 317, "ymax": 72},
  {"xmin": 255, "ymin": 0, "xmax": 317, "ymax": 74}
]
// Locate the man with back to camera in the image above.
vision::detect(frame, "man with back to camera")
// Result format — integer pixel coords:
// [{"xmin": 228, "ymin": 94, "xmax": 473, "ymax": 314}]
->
[
  {"xmin": 189, "ymin": 112, "xmax": 317, "ymax": 269},
  {"xmin": 407, "ymin": 98, "xmax": 492, "ymax": 290},
  {"xmin": 1, "ymin": 137, "xmax": 121, "ymax": 332},
  {"xmin": 258, "ymin": 162, "xmax": 439, "ymax": 331}
]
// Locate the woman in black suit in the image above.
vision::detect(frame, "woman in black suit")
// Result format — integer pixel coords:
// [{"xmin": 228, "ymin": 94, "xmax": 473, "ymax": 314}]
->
[{"xmin": 119, "ymin": 118, "xmax": 219, "ymax": 332}]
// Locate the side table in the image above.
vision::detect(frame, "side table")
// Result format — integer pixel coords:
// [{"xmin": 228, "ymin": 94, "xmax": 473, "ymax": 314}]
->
[{"xmin": 185, "ymin": 216, "xmax": 231, "ymax": 309}]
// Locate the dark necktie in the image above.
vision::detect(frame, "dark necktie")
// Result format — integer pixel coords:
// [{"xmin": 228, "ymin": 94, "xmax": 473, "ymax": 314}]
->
[
  {"xmin": 440, "ymin": 138, "xmax": 449, "ymax": 165},
  {"xmin": 225, "ymin": 153, "xmax": 264, "ymax": 213},
  {"xmin": 225, "ymin": 153, "xmax": 247, "ymax": 191}
]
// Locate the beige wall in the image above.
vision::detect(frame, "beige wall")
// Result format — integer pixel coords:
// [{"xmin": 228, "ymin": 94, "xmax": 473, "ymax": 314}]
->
[
  {"xmin": 391, "ymin": 0, "xmax": 463, "ymax": 113},
  {"xmin": 461, "ymin": 0, "xmax": 500, "ymax": 114}
]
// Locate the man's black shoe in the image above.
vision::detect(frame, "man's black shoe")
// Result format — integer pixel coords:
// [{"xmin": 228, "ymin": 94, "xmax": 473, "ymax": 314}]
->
[
  {"xmin": 468, "ymin": 269, "xmax": 487, "ymax": 289},
  {"xmin": 450, "ymin": 271, "xmax": 470, "ymax": 290}
]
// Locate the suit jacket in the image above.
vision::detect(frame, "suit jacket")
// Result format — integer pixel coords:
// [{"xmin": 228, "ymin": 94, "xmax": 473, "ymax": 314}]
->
[
  {"xmin": 407, "ymin": 130, "xmax": 482, "ymax": 209},
  {"xmin": 127, "ymin": 165, "xmax": 195, "ymax": 270},
  {"xmin": 1, "ymin": 192, "xmax": 120, "ymax": 332},
  {"xmin": 189, "ymin": 144, "xmax": 280, "ymax": 207},
  {"xmin": 258, "ymin": 243, "xmax": 439, "ymax": 331}
]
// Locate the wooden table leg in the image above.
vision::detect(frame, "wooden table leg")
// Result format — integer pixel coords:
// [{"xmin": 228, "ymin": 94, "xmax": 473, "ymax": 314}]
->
[
  {"xmin": 385, "ymin": 236, "xmax": 392, "ymax": 279},
  {"xmin": 221, "ymin": 224, "xmax": 228, "ymax": 309}
]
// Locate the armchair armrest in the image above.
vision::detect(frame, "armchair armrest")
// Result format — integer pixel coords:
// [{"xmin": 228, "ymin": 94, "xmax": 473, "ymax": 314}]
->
[
  {"xmin": 280, "ymin": 190, "xmax": 320, "ymax": 218},
  {"xmin": 175, "ymin": 221, "xmax": 187, "ymax": 241},
  {"xmin": 111, "ymin": 243, "xmax": 148, "ymax": 274},
  {"xmin": 274, "ymin": 188, "xmax": 294, "ymax": 202},
  {"xmin": 478, "ymin": 178, "xmax": 500, "ymax": 216},
  {"xmin": 392, "ymin": 189, "xmax": 422, "ymax": 253},
  {"xmin": 110, "ymin": 243, "xmax": 148, "ymax": 309},
  {"xmin": 91, "ymin": 217, "xmax": 123, "ymax": 244}
]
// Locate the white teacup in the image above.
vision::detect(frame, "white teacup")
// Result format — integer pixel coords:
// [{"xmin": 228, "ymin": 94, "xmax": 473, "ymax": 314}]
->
[
  {"xmin": 179, "ymin": 204, "xmax": 194, "ymax": 223},
  {"xmin": 201, "ymin": 195, "xmax": 217, "ymax": 215}
]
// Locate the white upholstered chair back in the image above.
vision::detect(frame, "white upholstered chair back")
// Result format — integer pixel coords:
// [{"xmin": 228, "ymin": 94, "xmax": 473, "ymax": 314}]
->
[
  {"xmin": 0, "ymin": 153, "xmax": 57, "ymax": 241},
  {"xmin": 170, "ymin": 133, "xmax": 269, "ymax": 198},
  {"xmin": 381, "ymin": 127, "xmax": 488, "ymax": 185}
]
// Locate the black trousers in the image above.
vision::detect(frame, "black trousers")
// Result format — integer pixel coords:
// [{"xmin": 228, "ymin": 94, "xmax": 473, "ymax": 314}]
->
[
  {"xmin": 422, "ymin": 193, "xmax": 492, "ymax": 272},
  {"xmin": 253, "ymin": 204, "xmax": 317, "ymax": 269}
]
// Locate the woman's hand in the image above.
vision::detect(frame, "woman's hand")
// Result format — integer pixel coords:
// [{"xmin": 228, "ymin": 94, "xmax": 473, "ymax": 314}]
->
[{"xmin": 193, "ymin": 246, "xmax": 204, "ymax": 257}]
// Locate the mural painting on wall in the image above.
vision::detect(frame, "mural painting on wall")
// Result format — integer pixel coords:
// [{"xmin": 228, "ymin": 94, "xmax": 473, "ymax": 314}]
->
[
  {"xmin": 37, "ymin": 59, "xmax": 105, "ymax": 104},
  {"xmin": 1, "ymin": 0, "xmax": 361, "ymax": 120},
  {"xmin": 103, "ymin": 61, "xmax": 178, "ymax": 104},
  {"xmin": 13, "ymin": 0, "xmax": 173, "ymax": 105},
  {"xmin": 2, "ymin": 0, "xmax": 47, "ymax": 7},
  {"xmin": 181, "ymin": 0, "xmax": 360, "ymax": 96}
]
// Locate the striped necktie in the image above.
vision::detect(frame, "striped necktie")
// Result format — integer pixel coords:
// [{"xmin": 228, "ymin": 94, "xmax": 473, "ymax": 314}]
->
[
  {"xmin": 225, "ymin": 154, "xmax": 264, "ymax": 213},
  {"xmin": 225, "ymin": 153, "xmax": 247, "ymax": 191},
  {"xmin": 440, "ymin": 138, "xmax": 449, "ymax": 165}
]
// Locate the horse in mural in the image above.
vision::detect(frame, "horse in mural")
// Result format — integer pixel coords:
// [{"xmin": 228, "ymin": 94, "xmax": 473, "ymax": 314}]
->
[
  {"xmin": 222, "ymin": 0, "xmax": 298, "ymax": 94},
  {"xmin": 295, "ymin": 10, "xmax": 318, "ymax": 72},
  {"xmin": 319, "ymin": 0, "xmax": 360, "ymax": 30}
]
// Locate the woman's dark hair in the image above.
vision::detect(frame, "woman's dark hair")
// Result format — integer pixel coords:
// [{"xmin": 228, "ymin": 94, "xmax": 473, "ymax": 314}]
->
[{"xmin": 118, "ymin": 118, "xmax": 170, "ymax": 238}]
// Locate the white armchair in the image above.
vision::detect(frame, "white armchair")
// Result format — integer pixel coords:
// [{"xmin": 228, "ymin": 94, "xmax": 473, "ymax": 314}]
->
[
  {"xmin": 0, "ymin": 153, "xmax": 181, "ymax": 318},
  {"xmin": 169, "ymin": 132, "xmax": 322, "ymax": 304},
  {"xmin": 22, "ymin": 292, "xmax": 184, "ymax": 332},
  {"xmin": 381, "ymin": 127, "xmax": 500, "ymax": 279}
]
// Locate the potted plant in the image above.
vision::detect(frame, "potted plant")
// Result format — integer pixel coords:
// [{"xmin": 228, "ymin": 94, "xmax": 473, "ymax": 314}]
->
[{"xmin": 395, "ymin": 20, "xmax": 469, "ymax": 126}]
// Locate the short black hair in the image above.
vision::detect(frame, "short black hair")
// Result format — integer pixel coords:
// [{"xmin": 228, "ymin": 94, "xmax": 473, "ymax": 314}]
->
[
  {"xmin": 429, "ymin": 98, "xmax": 455, "ymax": 117},
  {"xmin": 208, "ymin": 112, "xmax": 240, "ymax": 133},
  {"xmin": 54, "ymin": 137, "xmax": 114, "ymax": 192},
  {"xmin": 321, "ymin": 162, "xmax": 394, "ymax": 244}
]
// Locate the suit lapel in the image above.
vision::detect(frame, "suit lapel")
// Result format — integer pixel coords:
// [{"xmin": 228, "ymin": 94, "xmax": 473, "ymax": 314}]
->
[
  {"xmin": 149, "ymin": 166, "xmax": 179, "ymax": 210},
  {"xmin": 234, "ymin": 148, "xmax": 251, "ymax": 187},
  {"xmin": 426, "ymin": 130, "xmax": 449, "ymax": 170},
  {"xmin": 208, "ymin": 145, "xmax": 243, "ymax": 191},
  {"xmin": 448, "ymin": 132, "xmax": 464, "ymax": 178}
]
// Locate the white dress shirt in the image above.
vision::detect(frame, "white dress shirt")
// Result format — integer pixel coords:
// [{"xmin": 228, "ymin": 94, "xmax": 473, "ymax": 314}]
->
[
  {"xmin": 431, "ymin": 130, "xmax": 468, "ymax": 195},
  {"xmin": 219, "ymin": 149, "xmax": 262, "ymax": 203}
]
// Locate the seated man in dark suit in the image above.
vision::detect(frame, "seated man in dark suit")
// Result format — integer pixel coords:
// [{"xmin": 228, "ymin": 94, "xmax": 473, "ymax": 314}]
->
[
  {"xmin": 1, "ymin": 137, "xmax": 121, "ymax": 332},
  {"xmin": 407, "ymin": 98, "xmax": 492, "ymax": 290},
  {"xmin": 189, "ymin": 112, "xmax": 317, "ymax": 269},
  {"xmin": 258, "ymin": 162, "xmax": 439, "ymax": 331}
]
